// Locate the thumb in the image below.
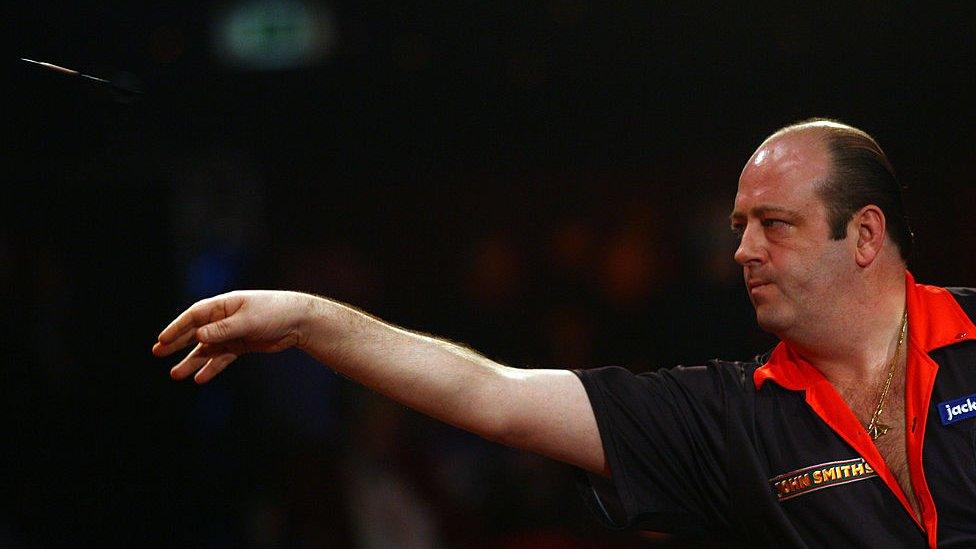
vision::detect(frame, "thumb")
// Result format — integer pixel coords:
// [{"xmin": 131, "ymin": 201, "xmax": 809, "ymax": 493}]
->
[{"xmin": 197, "ymin": 316, "xmax": 245, "ymax": 343}]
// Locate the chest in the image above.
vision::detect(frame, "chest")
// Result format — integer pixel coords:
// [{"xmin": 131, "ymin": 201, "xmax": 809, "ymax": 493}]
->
[
  {"xmin": 841, "ymin": 373, "xmax": 917, "ymax": 513},
  {"xmin": 753, "ymin": 344, "xmax": 976, "ymax": 546},
  {"xmin": 754, "ymin": 386, "xmax": 925, "ymax": 546}
]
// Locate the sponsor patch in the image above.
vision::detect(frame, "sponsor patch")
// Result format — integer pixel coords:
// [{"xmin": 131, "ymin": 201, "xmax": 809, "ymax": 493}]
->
[
  {"xmin": 769, "ymin": 457, "xmax": 877, "ymax": 502},
  {"xmin": 937, "ymin": 393, "xmax": 976, "ymax": 426}
]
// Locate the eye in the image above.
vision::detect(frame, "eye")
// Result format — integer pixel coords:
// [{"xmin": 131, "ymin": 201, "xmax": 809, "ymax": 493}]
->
[
  {"xmin": 730, "ymin": 223, "xmax": 745, "ymax": 238},
  {"xmin": 761, "ymin": 218, "xmax": 789, "ymax": 229}
]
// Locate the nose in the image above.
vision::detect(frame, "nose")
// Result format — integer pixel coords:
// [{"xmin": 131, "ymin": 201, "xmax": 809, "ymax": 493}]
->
[{"xmin": 733, "ymin": 223, "xmax": 765, "ymax": 266}]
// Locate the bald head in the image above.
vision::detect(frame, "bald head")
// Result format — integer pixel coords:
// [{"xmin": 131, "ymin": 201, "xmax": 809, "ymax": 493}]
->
[
  {"xmin": 743, "ymin": 124, "xmax": 831, "ymax": 189},
  {"xmin": 764, "ymin": 119, "xmax": 864, "ymax": 144},
  {"xmin": 761, "ymin": 118, "xmax": 913, "ymax": 261}
]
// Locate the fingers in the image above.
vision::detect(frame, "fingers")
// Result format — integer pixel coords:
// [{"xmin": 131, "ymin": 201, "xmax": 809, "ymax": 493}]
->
[
  {"xmin": 192, "ymin": 352, "xmax": 238, "ymax": 384},
  {"xmin": 154, "ymin": 303, "xmax": 211, "ymax": 356},
  {"xmin": 154, "ymin": 293, "xmax": 249, "ymax": 383},
  {"xmin": 168, "ymin": 342, "xmax": 211, "ymax": 380},
  {"xmin": 169, "ymin": 342, "xmax": 238, "ymax": 384},
  {"xmin": 196, "ymin": 316, "xmax": 247, "ymax": 345},
  {"xmin": 154, "ymin": 294, "xmax": 246, "ymax": 356}
]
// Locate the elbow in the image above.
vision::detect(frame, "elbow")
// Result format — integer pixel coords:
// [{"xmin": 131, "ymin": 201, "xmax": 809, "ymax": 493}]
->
[
  {"xmin": 481, "ymin": 413, "xmax": 525, "ymax": 448},
  {"xmin": 467, "ymin": 372, "xmax": 523, "ymax": 447},
  {"xmin": 471, "ymin": 395, "xmax": 520, "ymax": 446}
]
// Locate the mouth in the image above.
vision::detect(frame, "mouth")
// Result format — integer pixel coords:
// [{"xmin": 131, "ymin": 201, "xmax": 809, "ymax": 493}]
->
[{"xmin": 747, "ymin": 280, "xmax": 771, "ymax": 292}]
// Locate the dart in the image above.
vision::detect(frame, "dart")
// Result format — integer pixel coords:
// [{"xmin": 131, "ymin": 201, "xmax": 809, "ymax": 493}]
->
[{"xmin": 20, "ymin": 57, "xmax": 143, "ymax": 97}]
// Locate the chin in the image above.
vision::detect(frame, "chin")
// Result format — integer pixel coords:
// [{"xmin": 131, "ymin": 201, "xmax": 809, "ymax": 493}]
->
[{"xmin": 754, "ymin": 306, "xmax": 791, "ymax": 336}]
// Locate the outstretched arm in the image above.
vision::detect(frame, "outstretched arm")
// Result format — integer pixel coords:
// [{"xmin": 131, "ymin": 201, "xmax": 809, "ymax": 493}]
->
[{"xmin": 153, "ymin": 291, "xmax": 608, "ymax": 476}]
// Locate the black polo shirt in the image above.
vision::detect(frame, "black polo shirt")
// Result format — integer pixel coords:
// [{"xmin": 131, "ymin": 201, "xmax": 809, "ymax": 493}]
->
[{"xmin": 575, "ymin": 272, "xmax": 976, "ymax": 547}]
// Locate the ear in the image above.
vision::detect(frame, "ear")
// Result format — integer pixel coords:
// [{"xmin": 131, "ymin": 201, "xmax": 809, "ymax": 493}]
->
[{"xmin": 852, "ymin": 205, "xmax": 886, "ymax": 268}]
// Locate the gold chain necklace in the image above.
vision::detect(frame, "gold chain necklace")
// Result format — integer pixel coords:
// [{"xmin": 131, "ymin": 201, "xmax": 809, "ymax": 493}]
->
[{"xmin": 866, "ymin": 311, "xmax": 909, "ymax": 441}]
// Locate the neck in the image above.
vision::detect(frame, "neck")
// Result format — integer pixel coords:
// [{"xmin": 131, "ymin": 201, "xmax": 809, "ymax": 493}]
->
[{"xmin": 786, "ymin": 269, "xmax": 907, "ymax": 387}]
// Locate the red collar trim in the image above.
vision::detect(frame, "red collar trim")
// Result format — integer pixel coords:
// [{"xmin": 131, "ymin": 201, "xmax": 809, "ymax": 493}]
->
[
  {"xmin": 754, "ymin": 270, "xmax": 976, "ymax": 391},
  {"xmin": 751, "ymin": 271, "xmax": 976, "ymax": 545},
  {"xmin": 904, "ymin": 271, "xmax": 976, "ymax": 353}
]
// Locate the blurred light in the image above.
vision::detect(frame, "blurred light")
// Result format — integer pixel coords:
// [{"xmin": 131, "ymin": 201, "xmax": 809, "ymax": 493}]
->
[
  {"xmin": 213, "ymin": 0, "xmax": 335, "ymax": 71},
  {"xmin": 600, "ymin": 233, "xmax": 653, "ymax": 304},
  {"xmin": 550, "ymin": 220, "xmax": 594, "ymax": 272},
  {"xmin": 466, "ymin": 235, "xmax": 522, "ymax": 304},
  {"xmin": 186, "ymin": 249, "xmax": 243, "ymax": 299}
]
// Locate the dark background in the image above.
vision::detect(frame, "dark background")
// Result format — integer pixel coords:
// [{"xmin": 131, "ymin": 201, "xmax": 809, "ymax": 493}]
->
[{"xmin": 3, "ymin": 2, "xmax": 974, "ymax": 547}]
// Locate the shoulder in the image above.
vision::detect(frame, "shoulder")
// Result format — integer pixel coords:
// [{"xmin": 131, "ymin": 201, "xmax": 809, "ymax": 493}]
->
[
  {"xmin": 706, "ymin": 356, "xmax": 766, "ymax": 392},
  {"xmin": 943, "ymin": 286, "xmax": 976, "ymax": 321},
  {"xmin": 577, "ymin": 358, "xmax": 764, "ymax": 386},
  {"xmin": 709, "ymin": 357, "xmax": 766, "ymax": 376},
  {"xmin": 574, "ymin": 358, "xmax": 767, "ymax": 411}
]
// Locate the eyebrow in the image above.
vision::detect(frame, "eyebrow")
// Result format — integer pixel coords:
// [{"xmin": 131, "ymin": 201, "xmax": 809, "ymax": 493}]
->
[{"xmin": 728, "ymin": 206, "xmax": 805, "ymax": 223}]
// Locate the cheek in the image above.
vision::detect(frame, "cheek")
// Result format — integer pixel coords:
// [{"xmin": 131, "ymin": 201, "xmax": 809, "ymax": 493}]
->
[
  {"xmin": 769, "ymin": 245, "xmax": 839, "ymax": 295},
  {"xmin": 796, "ymin": 245, "xmax": 850, "ymax": 295}
]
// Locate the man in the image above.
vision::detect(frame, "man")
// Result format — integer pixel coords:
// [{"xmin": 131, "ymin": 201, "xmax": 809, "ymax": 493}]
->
[{"xmin": 153, "ymin": 120, "xmax": 976, "ymax": 547}]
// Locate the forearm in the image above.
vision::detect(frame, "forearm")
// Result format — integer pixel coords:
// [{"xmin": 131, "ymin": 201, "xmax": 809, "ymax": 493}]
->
[
  {"xmin": 156, "ymin": 290, "xmax": 606, "ymax": 474},
  {"xmin": 298, "ymin": 296, "xmax": 518, "ymax": 441}
]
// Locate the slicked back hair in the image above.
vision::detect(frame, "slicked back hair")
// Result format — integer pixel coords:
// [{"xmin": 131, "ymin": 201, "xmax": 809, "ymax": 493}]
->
[{"xmin": 772, "ymin": 118, "xmax": 913, "ymax": 262}]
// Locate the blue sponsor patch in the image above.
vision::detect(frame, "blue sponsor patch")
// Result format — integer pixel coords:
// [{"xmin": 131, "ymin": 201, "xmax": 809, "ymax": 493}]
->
[{"xmin": 937, "ymin": 393, "xmax": 976, "ymax": 426}]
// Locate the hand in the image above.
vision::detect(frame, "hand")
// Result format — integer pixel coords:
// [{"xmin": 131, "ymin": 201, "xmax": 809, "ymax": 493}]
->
[{"xmin": 153, "ymin": 290, "xmax": 313, "ymax": 384}]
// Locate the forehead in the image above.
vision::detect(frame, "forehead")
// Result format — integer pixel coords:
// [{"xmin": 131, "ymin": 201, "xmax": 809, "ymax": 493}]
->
[{"xmin": 733, "ymin": 132, "xmax": 830, "ymax": 216}]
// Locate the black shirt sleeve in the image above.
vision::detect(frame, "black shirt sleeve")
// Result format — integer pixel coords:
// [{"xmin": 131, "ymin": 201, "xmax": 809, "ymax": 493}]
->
[{"xmin": 574, "ymin": 363, "xmax": 745, "ymax": 536}]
